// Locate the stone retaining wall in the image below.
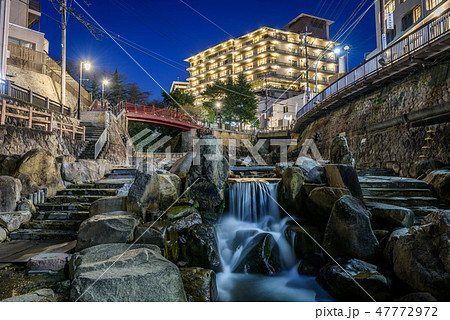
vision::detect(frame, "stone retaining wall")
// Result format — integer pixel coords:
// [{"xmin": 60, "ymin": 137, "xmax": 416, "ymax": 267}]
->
[
  {"xmin": 292, "ymin": 63, "xmax": 450, "ymax": 174},
  {"xmin": 0, "ymin": 125, "xmax": 87, "ymax": 159}
]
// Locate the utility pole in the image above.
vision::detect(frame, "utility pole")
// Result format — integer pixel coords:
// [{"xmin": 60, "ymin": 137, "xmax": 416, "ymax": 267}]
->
[
  {"xmin": 299, "ymin": 27, "xmax": 312, "ymax": 105},
  {"xmin": 61, "ymin": 0, "xmax": 67, "ymax": 107},
  {"xmin": 0, "ymin": 0, "xmax": 10, "ymax": 81},
  {"xmin": 380, "ymin": 0, "xmax": 386, "ymax": 51}
]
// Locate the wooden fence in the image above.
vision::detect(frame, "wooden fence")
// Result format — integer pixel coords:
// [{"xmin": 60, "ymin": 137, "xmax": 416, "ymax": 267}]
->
[
  {"xmin": 7, "ymin": 42, "xmax": 46, "ymax": 74},
  {"xmin": 0, "ymin": 98, "xmax": 85, "ymax": 140}
]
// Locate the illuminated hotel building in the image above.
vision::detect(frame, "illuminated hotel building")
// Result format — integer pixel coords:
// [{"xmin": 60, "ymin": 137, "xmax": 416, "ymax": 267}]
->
[{"xmin": 185, "ymin": 14, "xmax": 340, "ymax": 103}]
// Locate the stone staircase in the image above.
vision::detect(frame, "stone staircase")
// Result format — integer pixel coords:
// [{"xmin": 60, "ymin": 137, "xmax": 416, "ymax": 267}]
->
[
  {"xmin": 9, "ymin": 168, "xmax": 137, "ymax": 241},
  {"xmin": 78, "ymin": 122, "xmax": 106, "ymax": 159},
  {"xmin": 358, "ymin": 169, "xmax": 441, "ymax": 219}
]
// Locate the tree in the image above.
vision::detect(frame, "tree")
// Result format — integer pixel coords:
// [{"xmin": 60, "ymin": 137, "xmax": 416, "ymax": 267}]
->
[
  {"xmin": 109, "ymin": 68, "xmax": 127, "ymax": 105},
  {"xmin": 88, "ymin": 71, "xmax": 101, "ymax": 100},
  {"xmin": 201, "ymin": 75, "xmax": 258, "ymax": 125},
  {"xmin": 221, "ymin": 75, "xmax": 258, "ymax": 124},
  {"xmin": 126, "ymin": 82, "xmax": 151, "ymax": 105},
  {"xmin": 161, "ymin": 89, "xmax": 195, "ymax": 112}
]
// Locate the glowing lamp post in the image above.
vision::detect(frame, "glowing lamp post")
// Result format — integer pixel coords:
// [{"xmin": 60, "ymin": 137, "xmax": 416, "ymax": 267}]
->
[{"xmin": 77, "ymin": 61, "xmax": 91, "ymax": 120}]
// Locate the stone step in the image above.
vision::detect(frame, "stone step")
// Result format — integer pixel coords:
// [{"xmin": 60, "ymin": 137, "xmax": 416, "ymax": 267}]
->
[
  {"xmin": 66, "ymin": 184, "xmax": 96, "ymax": 189},
  {"xmin": 56, "ymin": 189, "xmax": 117, "ymax": 196},
  {"xmin": 9, "ymin": 229, "xmax": 77, "ymax": 241},
  {"xmin": 104, "ymin": 174, "xmax": 136, "ymax": 179},
  {"xmin": 112, "ymin": 169, "xmax": 137, "ymax": 175},
  {"xmin": 358, "ymin": 176, "xmax": 431, "ymax": 190},
  {"xmin": 357, "ymin": 168, "xmax": 396, "ymax": 177},
  {"xmin": 363, "ymin": 196, "xmax": 439, "ymax": 207},
  {"xmin": 48, "ymin": 195, "xmax": 104, "ymax": 204},
  {"xmin": 36, "ymin": 203, "xmax": 91, "ymax": 212},
  {"xmin": 362, "ymin": 188, "xmax": 434, "ymax": 198},
  {"xmin": 34, "ymin": 211, "xmax": 90, "ymax": 221},
  {"xmin": 94, "ymin": 179, "xmax": 134, "ymax": 188},
  {"xmin": 22, "ymin": 220, "xmax": 81, "ymax": 231},
  {"xmin": 409, "ymin": 206, "xmax": 440, "ymax": 217}
]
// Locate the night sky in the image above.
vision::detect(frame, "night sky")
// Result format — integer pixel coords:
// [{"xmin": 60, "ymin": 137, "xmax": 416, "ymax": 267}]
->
[{"xmin": 40, "ymin": 0, "xmax": 377, "ymax": 100}]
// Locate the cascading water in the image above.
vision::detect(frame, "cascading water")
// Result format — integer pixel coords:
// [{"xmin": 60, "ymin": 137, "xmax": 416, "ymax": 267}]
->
[{"xmin": 216, "ymin": 181, "xmax": 332, "ymax": 302}]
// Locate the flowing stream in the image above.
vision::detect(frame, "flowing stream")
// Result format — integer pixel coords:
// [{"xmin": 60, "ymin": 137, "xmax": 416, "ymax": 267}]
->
[{"xmin": 216, "ymin": 181, "xmax": 332, "ymax": 302}]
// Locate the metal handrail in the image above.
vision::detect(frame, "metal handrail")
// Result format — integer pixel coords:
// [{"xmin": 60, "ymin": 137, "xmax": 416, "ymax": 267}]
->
[
  {"xmin": 296, "ymin": 11, "xmax": 450, "ymax": 120},
  {"xmin": 94, "ymin": 127, "xmax": 108, "ymax": 159}
]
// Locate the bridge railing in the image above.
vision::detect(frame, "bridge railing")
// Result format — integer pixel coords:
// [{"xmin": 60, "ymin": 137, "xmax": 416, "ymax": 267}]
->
[
  {"xmin": 297, "ymin": 11, "xmax": 450, "ymax": 120},
  {"xmin": 126, "ymin": 102, "xmax": 206, "ymax": 128}
]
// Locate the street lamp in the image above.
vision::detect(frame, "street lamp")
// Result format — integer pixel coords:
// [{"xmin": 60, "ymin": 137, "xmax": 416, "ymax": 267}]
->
[
  {"xmin": 343, "ymin": 45, "xmax": 350, "ymax": 73},
  {"xmin": 77, "ymin": 61, "xmax": 91, "ymax": 120},
  {"xmin": 102, "ymin": 79, "xmax": 109, "ymax": 108}
]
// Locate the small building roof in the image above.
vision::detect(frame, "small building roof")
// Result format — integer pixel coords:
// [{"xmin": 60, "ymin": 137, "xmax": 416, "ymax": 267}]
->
[{"xmin": 283, "ymin": 13, "xmax": 334, "ymax": 31}]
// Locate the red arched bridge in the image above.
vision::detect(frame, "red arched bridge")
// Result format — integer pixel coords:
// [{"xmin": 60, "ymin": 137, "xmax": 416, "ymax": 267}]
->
[{"xmin": 121, "ymin": 102, "xmax": 206, "ymax": 130}]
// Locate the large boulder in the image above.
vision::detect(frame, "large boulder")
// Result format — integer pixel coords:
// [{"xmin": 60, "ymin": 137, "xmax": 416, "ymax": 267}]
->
[
  {"xmin": 170, "ymin": 152, "xmax": 193, "ymax": 189},
  {"xmin": 61, "ymin": 160, "xmax": 109, "ymax": 184},
  {"xmin": 391, "ymin": 211, "xmax": 450, "ymax": 301},
  {"xmin": 295, "ymin": 156, "xmax": 325, "ymax": 183},
  {"xmin": 0, "ymin": 210, "xmax": 31, "ymax": 233},
  {"xmin": 323, "ymin": 195, "xmax": 379, "ymax": 260},
  {"xmin": 76, "ymin": 211, "xmax": 139, "ymax": 251},
  {"xmin": 365, "ymin": 202, "xmax": 414, "ymax": 230},
  {"xmin": 424, "ymin": 170, "xmax": 450, "ymax": 205},
  {"xmin": 278, "ymin": 166, "xmax": 305, "ymax": 213},
  {"xmin": 232, "ymin": 233, "xmax": 281, "ymax": 274},
  {"xmin": 89, "ymin": 196, "xmax": 127, "ymax": 217},
  {"xmin": 0, "ymin": 211, "xmax": 31, "ymax": 232},
  {"xmin": 0, "ymin": 226, "xmax": 7, "ymax": 242},
  {"xmin": 127, "ymin": 167, "xmax": 160, "ymax": 222},
  {"xmin": 70, "ymin": 243, "xmax": 187, "ymax": 302},
  {"xmin": 187, "ymin": 136, "xmax": 229, "ymax": 222},
  {"xmin": 134, "ymin": 221, "xmax": 171, "ymax": 248},
  {"xmin": 409, "ymin": 160, "xmax": 444, "ymax": 179},
  {"xmin": 306, "ymin": 187, "xmax": 351, "ymax": 225},
  {"xmin": 0, "ymin": 154, "xmax": 21, "ymax": 176},
  {"xmin": 13, "ymin": 149, "xmax": 64, "ymax": 196},
  {"xmin": 182, "ymin": 223, "xmax": 221, "ymax": 272},
  {"xmin": 330, "ymin": 135, "xmax": 355, "ymax": 166},
  {"xmin": 274, "ymin": 162, "xmax": 294, "ymax": 178},
  {"xmin": 383, "ymin": 227, "xmax": 409, "ymax": 265},
  {"xmin": 158, "ymin": 173, "xmax": 181, "ymax": 210},
  {"xmin": 284, "ymin": 223, "xmax": 322, "ymax": 258},
  {"xmin": 0, "ymin": 176, "xmax": 22, "ymax": 212},
  {"xmin": 171, "ymin": 211, "xmax": 203, "ymax": 233},
  {"xmin": 179, "ymin": 267, "xmax": 218, "ymax": 302},
  {"xmin": 1, "ymin": 289, "xmax": 55, "ymax": 302},
  {"xmin": 319, "ymin": 258, "xmax": 392, "ymax": 301},
  {"xmin": 325, "ymin": 164, "xmax": 363, "ymax": 199}
]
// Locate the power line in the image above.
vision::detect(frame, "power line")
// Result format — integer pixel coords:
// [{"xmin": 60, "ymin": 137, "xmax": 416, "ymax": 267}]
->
[
  {"xmin": 72, "ymin": 0, "xmax": 200, "ymax": 124},
  {"xmin": 178, "ymin": 0, "xmax": 235, "ymax": 39}
]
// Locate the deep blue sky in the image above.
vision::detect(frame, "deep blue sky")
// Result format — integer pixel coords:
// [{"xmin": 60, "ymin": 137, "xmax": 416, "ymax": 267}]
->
[{"xmin": 40, "ymin": 0, "xmax": 377, "ymax": 100}]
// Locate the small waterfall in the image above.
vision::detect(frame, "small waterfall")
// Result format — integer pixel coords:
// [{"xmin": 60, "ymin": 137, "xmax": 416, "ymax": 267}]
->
[
  {"xmin": 227, "ymin": 181, "xmax": 280, "ymax": 224},
  {"xmin": 216, "ymin": 181, "xmax": 332, "ymax": 302}
]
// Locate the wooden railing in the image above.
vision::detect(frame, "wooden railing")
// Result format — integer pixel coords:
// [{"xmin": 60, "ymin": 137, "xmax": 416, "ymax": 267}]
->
[
  {"xmin": 0, "ymin": 98, "xmax": 85, "ymax": 140},
  {"xmin": 7, "ymin": 42, "xmax": 46, "ymax": 73},
  {"xmin": 0, "ymin": 80, "xmax": 72, "ymax": 116}
]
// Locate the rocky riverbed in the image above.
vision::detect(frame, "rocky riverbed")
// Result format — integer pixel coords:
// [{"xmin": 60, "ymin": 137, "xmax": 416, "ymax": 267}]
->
[{"xmin": 0, "ymin": 135, "xmax": 449, "ymax": 302}]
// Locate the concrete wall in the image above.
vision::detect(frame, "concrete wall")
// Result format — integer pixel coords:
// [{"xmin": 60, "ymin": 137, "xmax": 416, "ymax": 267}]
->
[
  {"xmin": 9, "ymin": 0, "xmax": 27, "ymax": 27},
  {"xmin": 292, "ymin": 62, "xmax": 450, "ymax": 174},
  {"xmin": 9, "ymin": 23, "xmax": 45, "ymax": 52}
]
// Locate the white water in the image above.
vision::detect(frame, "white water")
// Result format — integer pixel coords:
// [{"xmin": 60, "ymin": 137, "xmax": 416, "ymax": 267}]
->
[{"xmin": 216, "ymin": 182, "xmax": 333, "ymax": 302}]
